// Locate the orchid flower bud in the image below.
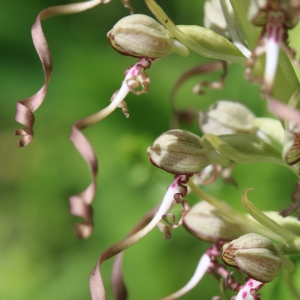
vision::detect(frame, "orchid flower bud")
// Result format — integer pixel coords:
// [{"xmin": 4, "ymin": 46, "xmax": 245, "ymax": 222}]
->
[
  {"xmin": 183, "ymin": 201, "xmax": 246, "ymax": 243},
  {"xmin": 200, "ymin": 100, "xmax": 256, "ymax": 135},
  {"xmin": 222, "ymin": 233, "xmax": 282, "ymax": 282},
  {"xmin": 147, "ymin": 129, "xmax": 228, "ymax": 175},
  {"xmin": 107, "ymin": 14, "xmax": 189, "ymax": 59}
]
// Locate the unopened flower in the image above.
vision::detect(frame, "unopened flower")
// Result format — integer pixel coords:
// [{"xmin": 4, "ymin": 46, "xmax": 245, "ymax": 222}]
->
[
  {"xmin": 107, "ymin": 14, "xmax": 189, "ymax": 59},
  {"xmin": 183, "ymin": 201, "xmax": 246, "ymax": 243},
  {"xmin": 283, "ymin": 123, "xmax": 300, "ymax": 167},
  {"xmin": 199, "ymin": 100, "xmax": 284, "ymax": 145},
  {"xmin": 199, "ymin": 100, "xmax": 256, "ymax": 135},
  {"xmin": 147, "ymin": 129, "xmax": 227, "ymax": 174},
  {"xmin": 222, "ymin": 233, "xmax": 282, "ymax": 282}
]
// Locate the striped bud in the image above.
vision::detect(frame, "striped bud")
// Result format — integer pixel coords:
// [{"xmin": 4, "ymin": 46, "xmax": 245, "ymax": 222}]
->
[
  {"xmin": 107, "ymin": 14, "xmax": 189, "ymax": 59},
  {"xmin": 200, "ymin": 100, "xmax": 256, "ymax": 135},
  {"xmin": 222, "ymin": 233, "xmax": 281, "ymax": 282},
  {"xmin": 147, "ymin": 129, "xmax": 213, "ymax": 175},
  {"xmin": 183, "ymin": 201, "xmax": 245, "ymax": 242}
]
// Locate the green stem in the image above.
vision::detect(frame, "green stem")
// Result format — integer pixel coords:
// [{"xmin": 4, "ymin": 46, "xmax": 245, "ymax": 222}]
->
[
  {"xmin": 242, "ymin": 189, "xmax": 296, "ymax": 241},
  {"xmin": 281, "ymin": 236, "xmax": 300, "ymax": 255},
  {"xmin": 188, "ymin": 180, "xmax": 243, "ymax": 220}
]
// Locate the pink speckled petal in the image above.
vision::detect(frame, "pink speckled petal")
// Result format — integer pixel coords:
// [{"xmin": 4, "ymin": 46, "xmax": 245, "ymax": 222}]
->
[{"xmin": 69, "ymin": 123, "xmax": 98, "ymax": 239}]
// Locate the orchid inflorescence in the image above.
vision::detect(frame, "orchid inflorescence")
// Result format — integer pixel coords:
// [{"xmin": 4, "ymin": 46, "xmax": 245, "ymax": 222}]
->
[{"xmin": 15, "ymin": 0, "xmax": 300, "ymax": 299}]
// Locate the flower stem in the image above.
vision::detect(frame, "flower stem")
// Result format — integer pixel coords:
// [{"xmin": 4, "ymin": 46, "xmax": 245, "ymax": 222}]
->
[{"xmin": 242, "ymin": 189, "xmax": 296, "ymax": 241}]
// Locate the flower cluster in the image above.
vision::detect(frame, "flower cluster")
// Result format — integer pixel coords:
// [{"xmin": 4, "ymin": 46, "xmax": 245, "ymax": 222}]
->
[{"xmin": 15, "ymin": 0, "xmax": 300, "ymax": 299}]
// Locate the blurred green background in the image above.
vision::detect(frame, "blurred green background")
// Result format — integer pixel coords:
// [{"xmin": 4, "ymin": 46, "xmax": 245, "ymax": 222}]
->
[{"xmin": 1, "ymin": 0, "xmax": 300, "ymax": 299}]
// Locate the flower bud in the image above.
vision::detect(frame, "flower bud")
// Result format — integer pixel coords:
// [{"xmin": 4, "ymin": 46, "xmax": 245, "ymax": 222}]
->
[
  {"xmin": 200, "ymin": 100, "xmax": 256, "ymax": 135},
  {"xmin": 282, "ymin": 124, "xmax": 300, "ymax": 166},
  {"xmin": 183, "ymin": 201, "xmax": 246, "ymax": 243},
  {"xmin": 147, "ymin": 129, "xmax": 215, "ymax": 174},
  {"xmin": 222, "ymin": 233, "xmax": 281, "ymax": 282},
  {"xmin": 107, "ymin": 14, "xmax": 189, "ymax": 59}
]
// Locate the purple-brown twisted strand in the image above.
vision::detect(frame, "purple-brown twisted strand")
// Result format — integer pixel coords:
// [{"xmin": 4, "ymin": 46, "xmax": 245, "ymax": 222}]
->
[
  {"xmin": 69, "ymin": 122, "xmax": 98, "ymax": 239},
  {"xmin": 14, "ymin": 0, "xmax": 110, "ymax": 147}
]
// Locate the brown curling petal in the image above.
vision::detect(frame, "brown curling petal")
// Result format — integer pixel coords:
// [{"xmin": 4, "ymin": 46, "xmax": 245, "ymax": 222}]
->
[
  {"xmin": 69, "ymin": 123, "xmax": 98, "ymax": 239},
  {"xmin": 169, "ymin": 61, "xmax": 226, "ymax": 128},
  {"xmin": 111, "ymin": 205, "xmax": 159, "ymax": 300},
  {"xmin": 90, "ymin": 175, "xmax": 190, "ymax": 300},
  {"xmin": 15, "ymin": 0, "xmax": 110, "ymax": 147},
  {"xmin": 119, "ymin": 0, "xmax": 134, "ymax": 14},
  {"xmin": 68, "ymin": 58, "xmax": 153, "ymax": 239},
  {"xmin": 15, "ymin": 15, "xmax": 52, "ymax": 147}
]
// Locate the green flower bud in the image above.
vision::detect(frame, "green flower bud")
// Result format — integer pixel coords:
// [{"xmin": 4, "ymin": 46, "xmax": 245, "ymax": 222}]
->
[
  {"xmin": 222, "ymin": 233, "xmax": 282, "ymax": 282},
  {"xmin": 147, "ymin": 129, "xmax": 226, "ymax": 174},
  {"xmin": 282, "ymin": 125, "xmax": 300, "ymax": 166},
  {"xmin": 200, "ymin": 101, "xmax": 256, "ymax": 135},
  {"xmin": 107, "ymin": 14, "xmax": 189, "ymax": 59},
  {"xmin": 183, "ymin": 201, "xmax": 246, "ymax": 243},
  {"xmin": 253, "ymin": 118, "xmax": 284, "ymax": 144}
]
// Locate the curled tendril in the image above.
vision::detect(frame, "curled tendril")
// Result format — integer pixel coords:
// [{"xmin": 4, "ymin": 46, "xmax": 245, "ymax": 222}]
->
[
  {"xmin": 159, "ymin": 242, "xmax": 244, "ymax": 300},
  {"xmin": 69, "ymin": 58, "xmax": 154, "ymax": 238},
  {"xmin": 110, "ymin": 90, "xmax": 130, "ymax": 118},
  {"xmin": 159, "ymin": 252, "xmax": 211, "ymax": 300},
  {"xmin": 119, "ymin": 0, "xmax": 134, "ymax": 14},
  {"xmin": 280, "ymin": 181, "xmax": 300, "ymax": 218},
  {"xmin": 124, "ymin": 62, "xmax": 152, "ymax": 95},
  {"xmin": 15, "ymin": 0, "xmax": 139, "ymax": 239},
  {"xmin": 14, "ymin": 0, "xmax": 111, "ymax": 147},
  {"xmin": 69, "ymin": 123, "xmax": 98, "ymax": 239},
  {"xmin": 170, "ymin": 61, "xmax": 227, "ymax": 128},
  {"xmin": 111, "ymin": 204, "xmax": 159, "ymax": 300},
  {"xmin": 90, "ymin": 175, "xmax": 190, "ymax": 300},
  {"xmin": 225, "ymin": 270, "xmax": 243, "ymax": 291},
  {"xmin": 157, "ymin": 221, "xmax": 173, "ymax": 239},
  {"xmin": 161, "ymin": 196, "xmax": 190, "ymax": 229}
]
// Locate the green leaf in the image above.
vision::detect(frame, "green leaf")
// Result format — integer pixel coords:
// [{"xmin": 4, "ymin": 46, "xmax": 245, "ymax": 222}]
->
[
  {"xmin": 202, "ymin": 133, "xmax": 283, "ymax": 164},
  {"xmin": 242, "ymin": 189, "xmax": 296, "ymax": 241}
]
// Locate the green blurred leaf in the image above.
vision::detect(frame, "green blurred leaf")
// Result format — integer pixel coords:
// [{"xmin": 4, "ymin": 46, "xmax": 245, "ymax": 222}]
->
[{"xmin": 203, "ymin": 133, "xmax": 283, "ymax": 164}]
